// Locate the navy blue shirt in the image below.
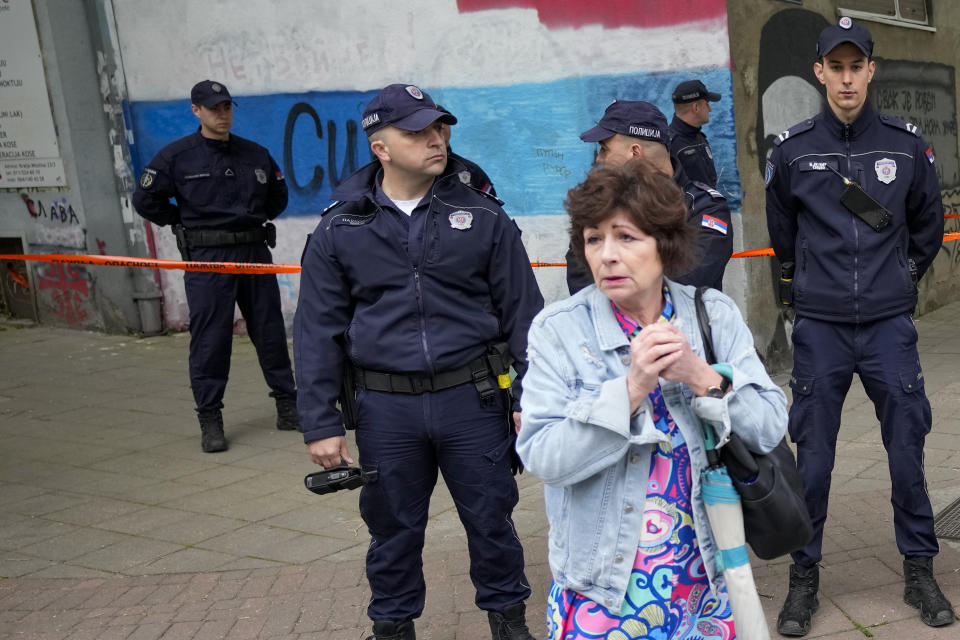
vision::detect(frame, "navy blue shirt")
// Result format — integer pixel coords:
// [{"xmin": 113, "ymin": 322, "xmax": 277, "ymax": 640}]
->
[
  {"xmin": 133, "ymin": 130, "xmax": 288, "ymax": 230},
  {"xmin": 294, "ymin": 158, "xmax": 544, "ymax": 443},
  {"xmin": 766, "ymin": 102, "xmax": 943, "ymax": 322}
]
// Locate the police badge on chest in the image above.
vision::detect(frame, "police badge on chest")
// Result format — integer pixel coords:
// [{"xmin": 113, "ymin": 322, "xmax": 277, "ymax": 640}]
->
[{"xmin": 449, "ymin": 210, "xmax": 473, "ymax": 230}]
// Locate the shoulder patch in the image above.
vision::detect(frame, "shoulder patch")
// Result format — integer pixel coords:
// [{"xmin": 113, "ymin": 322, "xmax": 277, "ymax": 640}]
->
[
  {"xmin": 879, "ymin": 113, "xmax": 920, "ymax": 137},
  {"xmin": 692, "ymin": 181, "xmax": 725, "ymax": 200},
  {"xmin": 773, "ymin": 119, "xmax": 815, "ymax": 147}
]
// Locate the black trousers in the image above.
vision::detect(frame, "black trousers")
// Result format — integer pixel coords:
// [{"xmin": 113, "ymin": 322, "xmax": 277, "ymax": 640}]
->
[
  {"xmin": 355, "ymin": 381, "xmax": 530, "ymax": 622},
  {"xmin": 788, "ymin": 314, "xmax": 938, "ymax": 566},
  {"xmin": 184, "ymin": 243, "xmax": 295, "ymax": 412}
]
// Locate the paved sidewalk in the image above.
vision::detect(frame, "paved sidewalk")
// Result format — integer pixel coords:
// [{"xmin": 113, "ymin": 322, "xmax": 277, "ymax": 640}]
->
[{"xmin": 1, "ymin": 303, "xmax": 959, "ymax": 639}]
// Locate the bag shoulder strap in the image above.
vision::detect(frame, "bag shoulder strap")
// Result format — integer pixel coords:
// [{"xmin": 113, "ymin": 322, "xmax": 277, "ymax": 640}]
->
[{"xmin": 694, "ymin": 286, "xmax": 716, "ymax": 365}]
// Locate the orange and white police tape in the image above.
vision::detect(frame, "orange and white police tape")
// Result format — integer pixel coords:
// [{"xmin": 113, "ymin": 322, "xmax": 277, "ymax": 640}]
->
[{"xmin": 4, "ymin": 232, "xmax": 960, "ymax": 275}]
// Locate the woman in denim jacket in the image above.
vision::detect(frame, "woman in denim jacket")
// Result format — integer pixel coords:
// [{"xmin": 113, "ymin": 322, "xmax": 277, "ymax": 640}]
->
[{"xmin": 518, "ymin": 159, "xmax": 787, "ymax": 639}]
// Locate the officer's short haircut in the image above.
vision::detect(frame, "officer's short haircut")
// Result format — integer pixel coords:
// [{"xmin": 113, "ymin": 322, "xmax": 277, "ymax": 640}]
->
[{"xmin": 566, "ymin": 157, "xmax": 695, "ymax": 279}]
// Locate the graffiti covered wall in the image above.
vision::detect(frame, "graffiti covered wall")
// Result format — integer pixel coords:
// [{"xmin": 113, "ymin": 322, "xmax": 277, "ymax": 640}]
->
[{"xmin": 113, "ymin": 0, "xmax": 740, "ymax": 329}]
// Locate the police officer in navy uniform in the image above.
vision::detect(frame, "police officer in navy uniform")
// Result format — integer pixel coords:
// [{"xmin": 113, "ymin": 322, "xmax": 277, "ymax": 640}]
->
[
  {"xmin": 294, "ymin": 84, "xmax": 543, "ymax": 640},
  {"xmin": 669, "ymin": 79, "xmax": 722, "ymax": 187},
  {"xmin": 766, "ymin": 19, "xmax": 954, "ymax": 635},
  {"xmin": 567, "ymin": 100, "xmax": 733, "ymax": 294},
  {"xmin": 132, "ymin": 80, "xmax": 300, "ymax": 453}
]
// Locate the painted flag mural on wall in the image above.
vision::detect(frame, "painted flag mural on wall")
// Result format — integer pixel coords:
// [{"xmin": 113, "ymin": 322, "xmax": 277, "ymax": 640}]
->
[{"xmin": 117, "ymin": 0, "xmax": 738, "ymax": 326}]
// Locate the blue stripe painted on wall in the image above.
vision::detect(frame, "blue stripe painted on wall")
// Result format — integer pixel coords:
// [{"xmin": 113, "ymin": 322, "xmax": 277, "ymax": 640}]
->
[{"xmin": 127, "ymin": 69, "xmax": 740, "ymax": 218}]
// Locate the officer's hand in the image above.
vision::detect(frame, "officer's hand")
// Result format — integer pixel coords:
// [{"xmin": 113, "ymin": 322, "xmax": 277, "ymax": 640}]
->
[
  {"xmin": 306, "ymin": 436, "xmax": 354, "ymax": 469},
  {"xmin": 512, "ymin": 411, "xmax": 522, "ymax": 434}
]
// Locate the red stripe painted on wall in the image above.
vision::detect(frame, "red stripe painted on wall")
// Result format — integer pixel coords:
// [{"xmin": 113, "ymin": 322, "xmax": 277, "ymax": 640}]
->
[{"xmin": 457, "ymin": 0, "xmax": 727, "ymax": 29}]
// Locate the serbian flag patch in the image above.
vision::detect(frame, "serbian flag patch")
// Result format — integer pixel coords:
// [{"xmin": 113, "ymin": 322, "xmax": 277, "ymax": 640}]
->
[
  {"xmin": 926, "ymin": 147, "xmax": 935, "ymax": 164},
  {"xmin": 701, "ymin": 215, "xmax": 728, "ymax": 234}
]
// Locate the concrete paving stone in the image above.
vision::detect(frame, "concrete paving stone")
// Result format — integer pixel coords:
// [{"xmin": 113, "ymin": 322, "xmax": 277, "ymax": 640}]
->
[
  {"xmin": 96, "ymin": 507, "xmax": 195, "ymax": 537},
  {"xmin": 820, "ymin": 556, "xmax": 903, "ymax": 597},
  {"xmin": 261, "ymin": 505, "xmax": 367, "ymax": 539},
  {"xmin": 863, "ymin": 616, "xmax": 960, "ymax": 638},
  {"xmin": 72, "ymin": 475, "xmax": 168, "ymax": 502},
  {"xmin": 0, "ymin": 517, "xmax": 77, "ymax": 551},
  {"xmin": 198, "ymin": 494, "xmax": 302, "ymax": 523},
  {"xmin": 123, "ymin": 623, "xmax": 170, "ymax": 640},
  {"xmin": 229, "ymin": 449, "xmax": 309, "ymax": 475},
  {"xmin": 256, "ymin": 532, "xmax": 360, "ymax": 564},
  {"xmin": 222, "ymin": 427, "xmax": 303, "ymax": 450},
  {"xmin": 158, "ymin": 486, "xmax": 270, "ymax": 516},
  {"xmin": 211, "ymin": 556, "xmax": 287, "ymax": 572},
  {"xmin": 70, "ymin": 537, "xmax": 185, "ymax": 574},
  {"xmin": 172, "ymin": 465, "xmax": 266, "ymax": 491},
  {"xmin": 147, "ymin": 439, "xmax": 270, "ymax": 465},
  {"xmin": 105, "ymin": 481, "xmax": 206, "ymax": 507},
  {"xmin": 192, "ymin": 524, "xmax": 305, "ymax": 563},
  {"xmin": 140, "ymin": 513, "xmax": 246, "ymax": 546},
  {"xmin": 65, "ymin": 627, "xmax": 136, "ymax": 640},
  {"xmin": 41, "ymin": 497, "xmax": 147, "ymax": 528},
  {"xmin": 17, "ymin": 526, "xmax": 131, "ymax": 563},
  {"xmin": 225, "ymin": 615, "xmax": 266, "ymax": 639},
  {"xmin": 87, "ymin": 453, "xmax": 209, "ymax": 482}
]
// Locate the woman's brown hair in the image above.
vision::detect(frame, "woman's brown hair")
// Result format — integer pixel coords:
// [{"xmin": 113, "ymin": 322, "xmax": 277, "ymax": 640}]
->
[{"xmin": 566, "ymin": 157, "xmax": 695, "ymax": 278}]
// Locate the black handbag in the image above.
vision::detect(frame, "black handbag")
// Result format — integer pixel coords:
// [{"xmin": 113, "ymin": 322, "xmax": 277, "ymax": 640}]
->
[{"xmin": 694, "ymin": 286, "xmax": 814, "ymax": 560}]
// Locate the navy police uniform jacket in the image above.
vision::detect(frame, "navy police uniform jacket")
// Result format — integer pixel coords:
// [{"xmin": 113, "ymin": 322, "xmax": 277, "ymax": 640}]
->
[
  {"xmin": 132, "ymin": 130, "xmax": 288, "ymax": 230},
  {"xmin": 669, "ymin": 116, "xmax": 718, "ymax": 187},
  {"xmin": 565, "ymin": 160, "xmax": 733, "ymax": 294},
  {"xmin": 294, "ymin": 157, "xmax": 544, "ymax": 443},
  {"xmin": 766, "ymin": 102, "xmax": 943, "ymax": 323}
]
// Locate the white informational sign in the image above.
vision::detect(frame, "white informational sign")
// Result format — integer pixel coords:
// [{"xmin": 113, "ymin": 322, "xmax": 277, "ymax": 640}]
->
[{"xmin": 0, "ymin": 0, "xmax": 67, "ymax": 188}]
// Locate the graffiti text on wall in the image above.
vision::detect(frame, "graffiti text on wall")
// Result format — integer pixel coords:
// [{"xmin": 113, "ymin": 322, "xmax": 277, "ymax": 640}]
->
[
  {"xmin": 21, "ymin": 193, "xmax": 81, "ymax": 224},
  {"xmin": 873, "ymin": 59, "xmax": 959, "ymax": 189}
]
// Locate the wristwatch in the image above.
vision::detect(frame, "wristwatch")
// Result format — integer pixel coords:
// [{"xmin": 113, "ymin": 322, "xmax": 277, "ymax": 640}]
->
[{"xmin": 705, "ymin": 376, "xmax": 731, "ymax": 399}]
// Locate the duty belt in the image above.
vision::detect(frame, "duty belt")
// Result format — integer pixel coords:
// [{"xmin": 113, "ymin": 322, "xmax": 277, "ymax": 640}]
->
[
  {"xmin": 183, "ymin": 227, "xmax": 267, "ymax": 248},
  {"xmin": 354, "ymin": 356, "xmax": 491, "ymax": 394},
  {"xmin": 353, "ymin": 343, "xmax": 514, "ymax": 405}
]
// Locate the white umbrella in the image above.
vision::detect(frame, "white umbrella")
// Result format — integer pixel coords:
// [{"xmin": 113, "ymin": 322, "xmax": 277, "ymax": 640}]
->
[{"xmin": 698, "ymin": 414, "xmax": 770, "ymax": 640}]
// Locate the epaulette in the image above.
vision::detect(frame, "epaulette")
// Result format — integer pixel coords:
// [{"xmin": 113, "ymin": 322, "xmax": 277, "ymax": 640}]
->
[
  {"xmin": 320, "ymin": 201, "xmax": 344, "ymax": 217},
  {"xmin": 692, "ymin": 181, "xmax": 726, "ymax": 200},
  {"xmin": 879, "ymin": 113, "xmax": 920, "ymax": 136},
  {"xmin": 463, "ymin": 182, "xmax": 504, "ymax": 206},
  {"xmin": 773, "ymin": 119, "xmax": 815, "ymax": 146}
]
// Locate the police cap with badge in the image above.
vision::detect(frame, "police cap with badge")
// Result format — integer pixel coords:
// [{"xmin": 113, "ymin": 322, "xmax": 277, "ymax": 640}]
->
[
  {"xmin": 360, "ymin": 84, "xmax": 457, "ymax": 135},
  {"xmin": 580, "ymin": 100, "xmax": 670, "ymax": 145},
  {"xmin": 816, "ymin": 16, "xmax": 874, "ymax": 59},
  {"xmin": 190, "ymin": 79, "xmax": 237, "ymax": 108}
]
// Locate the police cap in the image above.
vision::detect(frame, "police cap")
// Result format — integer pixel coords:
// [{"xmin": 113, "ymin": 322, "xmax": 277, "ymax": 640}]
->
[
  {"xmin": 579, "ymin": 100, "xmax": 669, "ymax": 145},
  {"xmin": 672, "ymin": 80, "xmax": 721, "ymax": 104},
  {"xmin": 817, "ymin": 17, "xmax": 873, "ymax": 59},
  {"xmin": 361, "ymin": 84, "xmax": 457, "ymax": 135},
  {"xmin": 190, "ymin": 80, "xmax": 235, "ymax": 108}
]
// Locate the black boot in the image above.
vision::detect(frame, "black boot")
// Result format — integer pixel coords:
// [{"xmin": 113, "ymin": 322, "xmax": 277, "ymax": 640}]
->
[
  {"xmin": 365, "ymin": 619, "xmax": 415, "ymax": 640},
  {"xmin": 198, "ymin": 409, "xmax": 228, "ymax": 453},
  {"xmin": 275, "ymin": 395, "xmax": 301, "ymax": 431},
  {"xmin": 488, "ymin": 602, "xmax": 537, "ymax": 640},
  {"xmin": 777, "ymin": 563, "xmax": 819, "ymax": 637},
  {"xmin": 903, "ymin": 555, "xmax": 956, "ymax": 627}
]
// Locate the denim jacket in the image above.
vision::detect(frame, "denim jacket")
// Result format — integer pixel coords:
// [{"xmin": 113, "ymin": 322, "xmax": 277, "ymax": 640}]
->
[{"xmin": 517, "ymin": 280, "xmax": 787, "ymax": 610}]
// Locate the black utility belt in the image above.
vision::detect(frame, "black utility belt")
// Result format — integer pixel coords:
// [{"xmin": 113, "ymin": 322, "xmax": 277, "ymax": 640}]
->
[
  {"xmin": 183, "ymin": 223, "xmax": 275, "ymax": 248},
  {"xmin": 353, "ymin": 343, "xmax": 513, "ymax": 403}
]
